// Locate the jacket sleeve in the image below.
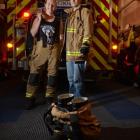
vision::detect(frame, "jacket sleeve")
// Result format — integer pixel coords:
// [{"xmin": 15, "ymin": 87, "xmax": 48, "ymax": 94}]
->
[{"xmin": 82, "ymin": 8, "xmax": 94, "ymax": 46}]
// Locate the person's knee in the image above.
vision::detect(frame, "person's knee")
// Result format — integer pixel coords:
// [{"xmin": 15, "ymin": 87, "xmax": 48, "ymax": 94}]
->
[
  {"xmin": 47, "ymin": 76, "xmax": 57, "ymax": 86},
  {"xmin": 28, "ymin": 73, "xmax": 39, "ymax": 86}
]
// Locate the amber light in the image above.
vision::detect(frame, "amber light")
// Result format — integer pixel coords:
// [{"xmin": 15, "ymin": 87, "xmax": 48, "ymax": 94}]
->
[
  {"xmin": 7, "ymin": 43, "xmax": 13, "ymax": 49},
  {"xmin": 23, "ymin": 12, "xmax": 30, "ymax": 18},
  {"xmin": 111, "ymin": 44, "xmax": 119, "ymax": 58},
  {"xmin": 112, "ymin": 44, "xmax": 118, "ymax": 51}
]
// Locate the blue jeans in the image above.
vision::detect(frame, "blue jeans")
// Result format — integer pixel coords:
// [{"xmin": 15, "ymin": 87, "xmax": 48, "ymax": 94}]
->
[{"xmin": 66, "ymin": 61, "xmax": 86, "ymax": 97}]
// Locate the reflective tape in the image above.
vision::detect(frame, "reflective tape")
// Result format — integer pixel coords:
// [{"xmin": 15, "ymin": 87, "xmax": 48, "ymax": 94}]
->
[
  {"xmin": 67, "ymin": 28, "xmax": 76, "ymax": 32},
  {"xmin": 26, "ymin": 92, "xmax": 33, "ymax": 98},
  {"xmin": 66, "ymin": 51, "xmax": 81, "ymax": 56}
]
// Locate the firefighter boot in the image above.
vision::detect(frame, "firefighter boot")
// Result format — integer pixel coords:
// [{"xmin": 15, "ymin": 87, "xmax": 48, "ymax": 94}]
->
[
  {"xmin": 45, "ymin": 76, "xmax": 56, "ymax": 97},
  {"xmin": 45, "ymin": 76, "xmax": 57, "ymax": 105},
  {"xmin": 45, "ymin": 86, "xmax": 57, "ymax": 105},
  {"xmin": 25, "ymin": 97, "xmax": 36, "ymax": 110}
]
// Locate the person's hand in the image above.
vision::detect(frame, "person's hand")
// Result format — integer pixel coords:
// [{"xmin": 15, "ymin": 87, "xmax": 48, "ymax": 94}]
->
[
  {"xmin": 80, "ymin": 44, "xmax": 90, "ymax": 55},
  {"xmin": 36, "ymin": 10, "xmax": 42, "ymax": 21}
]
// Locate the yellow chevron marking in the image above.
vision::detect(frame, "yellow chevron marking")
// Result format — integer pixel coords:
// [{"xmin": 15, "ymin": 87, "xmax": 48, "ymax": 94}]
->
[
  {"xmin": 106, "ymin": 0, "xmax": 118, "ymax": 13},
  {"xmin": 94, "ymin": 0, "xmax": 117, "ymax": 26},
  {"xmin": 112, "ymin": 14, "xmax": 117, "ymax": 26},
  {"xmin": 95, "ymin": 0, "xmax": 109, "ymax": 16},
  {"xmin": 30, "ymin": 2, "xmax": 37, "ymax": 12},
  {"xmin": 16, "ymin": 37, "xmax": 23, "ymax": 43},
  {"xmin": 104, "ymin": 0, "xmax": 118, "ymax": 26},
  {"xmin": 8, "ymin": 22, "xmax": 24, "ymax": 37},
  {"xmin": 8, "ymin": 26, "xmax": 13, "ymax": 37},
  {"xmin": 92, "ymin": 37, "xmax": 108, "ymax": 57},
  {"xmin": 16, "ymin": 43, "xmax": 25, "ymax": 56},
  {"xmin": 97, "ymin": 28, "xmax": 109, "ymax": 43},
  {"xmin": 88, "ymin": 48, "xmax": 101, "ymax": 70},
  {"xmin": 112, "ymin": 28, "xmax": 117, "ymax": 39},
  {"xmin": 95, "ymin": 8, "xmax": 109, "ymax": 31},
  {"xmin": 93, "ymin": 48, "xmax": 113, "ymax": 70},
  {"xmin": 8, "ymin": 1, "xmax": 37, "ymax": 23},
  {"xmin": 94, "ymin": 8, "xmax": 99, "ymax": 17},
  {"xmin": 15, "ymin": 2, "xmax": 37, "ymax": 28},
  {"xmin": 93, "ymin": 36, "xmax": 108, "ymax": 55},
  {"xmin": 8, "ymin": 0, "xmax": 30, "ymax": 23},
  {"xmin": 8, "ymin": 1, "xmax": 37, "ymax": 37},
  {"xmin": 100, "ymin": 18, "xmax": 109, "ymax": 29},
  {"xmin": 100, "ymin": 18, "xmax": 117, "ymax": 39},
  {"xmin": 8, "ymin": 19, "xmax": 25, "ymax": 37},
  {"xmin": 89, "ymin": 60, "xmax": 101, "ymax": 70},
  {"xmin": 8, "ymin": 25, "xmax": 26, "ymax": 38},
  {"xmin": 7, "ymin": 0, "xmax": 15, "ymax": 9},
  {"xmin": 94, "ymin": 10, "xmax": 117, "ymax": 41},
  {"xmin": 112, "ymin": 1, "xmax": 118, "ymax": 13}
]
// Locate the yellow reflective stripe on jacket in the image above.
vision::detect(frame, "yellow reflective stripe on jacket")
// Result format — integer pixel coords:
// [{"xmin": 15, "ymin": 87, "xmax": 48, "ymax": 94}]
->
[
  {"xmin": 67, "ymin": 28, "xmax": 76, "ymax": 33},
  {"xmin": 26, "ymin": 92, "xmax": 33, "ymax": 98},
  {"xmin": 66, "ymin": 51, "xmax": 81, "ymax": 56}
]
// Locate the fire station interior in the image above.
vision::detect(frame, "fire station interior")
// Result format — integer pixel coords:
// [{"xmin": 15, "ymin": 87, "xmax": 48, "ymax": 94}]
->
[{"xmin": 0, "ymin": 0, "xmax": 140, "ymax": 140}]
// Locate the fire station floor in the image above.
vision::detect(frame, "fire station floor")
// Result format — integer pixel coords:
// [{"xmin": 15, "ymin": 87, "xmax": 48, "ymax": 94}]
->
[{"xmin": 0, "ymin": 70, "xmax": 140, "ymax": 140}]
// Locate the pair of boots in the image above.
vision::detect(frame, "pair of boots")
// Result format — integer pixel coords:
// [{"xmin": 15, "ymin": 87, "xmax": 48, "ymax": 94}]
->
[
  {"xmin": 25, "ymin": 97, "xmax": 48, "ymax": 110},
  {"xmin": 25, "ymin": 76, "xmax": 56, "ymax": 110},
  {"xmin": 25, "ymin": 97, "xmax": 56, "ymax": 110}
]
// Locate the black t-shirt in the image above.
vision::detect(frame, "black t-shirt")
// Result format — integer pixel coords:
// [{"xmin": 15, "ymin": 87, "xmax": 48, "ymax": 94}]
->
[{"xmin": 38, "ymin": 16, "xmax": 60, "ymax": 46}]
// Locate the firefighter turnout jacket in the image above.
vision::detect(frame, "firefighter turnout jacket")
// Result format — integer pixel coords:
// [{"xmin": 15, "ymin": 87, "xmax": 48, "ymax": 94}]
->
[{"xmin": 65, "ymin": 5, "xmax": 93, "ymax": 62}]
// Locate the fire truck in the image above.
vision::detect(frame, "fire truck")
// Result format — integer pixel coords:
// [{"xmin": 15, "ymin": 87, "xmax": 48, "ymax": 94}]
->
[{"xmin": 5, "ymin": 0, "xmax": 119, "ymax": 77}]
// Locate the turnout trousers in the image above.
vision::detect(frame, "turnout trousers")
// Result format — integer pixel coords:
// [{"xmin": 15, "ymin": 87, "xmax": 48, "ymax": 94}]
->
[{"xmin": 26, "ymin": 40, "xmax": 61, "ymax": 98}]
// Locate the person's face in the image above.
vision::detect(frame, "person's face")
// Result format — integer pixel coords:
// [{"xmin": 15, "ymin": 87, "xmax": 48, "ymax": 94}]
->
[
  {"xmin": 44, "ymin": 0, "xmax": 56, "ymax": 16},
  {"xmin": 70, "ymin": 0, "xmax": 81, "ymax": 7}
]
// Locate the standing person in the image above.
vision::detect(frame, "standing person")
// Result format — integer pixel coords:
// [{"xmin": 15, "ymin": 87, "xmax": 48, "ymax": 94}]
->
[
  {"xmin": 65, "ymin": 0, "xmax": 93, "ymax": 97},
  {"xmin": 25, "ymin": 0, "xmax": 64, "ymax": 109}
]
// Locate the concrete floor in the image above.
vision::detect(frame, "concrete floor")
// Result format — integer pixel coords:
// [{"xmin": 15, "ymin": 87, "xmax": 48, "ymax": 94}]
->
[{"xmin": 0, "ymin": 71, "xmax": 140, "ymax": 140}]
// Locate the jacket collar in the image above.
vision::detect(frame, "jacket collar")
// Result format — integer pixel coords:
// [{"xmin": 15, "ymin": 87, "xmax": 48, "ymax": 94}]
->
[{"xmin": 64, "ymin": 5, "xmax": 81, "ymax": 15}]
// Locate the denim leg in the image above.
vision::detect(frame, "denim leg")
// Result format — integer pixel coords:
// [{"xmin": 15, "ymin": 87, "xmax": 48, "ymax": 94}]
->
[
  {"xmin": 66, "ymin": 61, "xmax": 75, "ymax": 94},
  {"xmin": 74, "ymin": 62, "xmax": 86, "ymax": 97}
]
